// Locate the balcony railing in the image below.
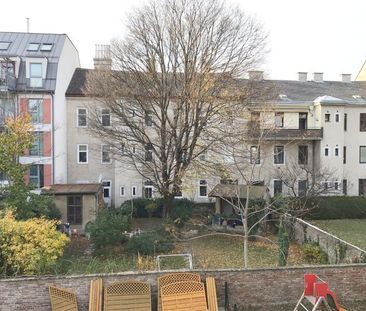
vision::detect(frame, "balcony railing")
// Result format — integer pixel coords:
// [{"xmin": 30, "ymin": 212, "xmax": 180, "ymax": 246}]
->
[
  {"xmin": 0, "ymin": 73, "xmax": 16, "ymax": 91},
  {"xmin": 247, "ymin": 124, "xmax": 323, "ymax": 141}
]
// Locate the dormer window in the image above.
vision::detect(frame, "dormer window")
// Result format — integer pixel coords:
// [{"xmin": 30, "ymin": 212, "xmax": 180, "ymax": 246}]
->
[
  {"xmin": 0, "ymin": 42, "xmax": 11, "ymax": 50},
  {"xmin": 27, "ymin": 43, "xmax": 40, "ymax": 51},
  {"xmin": 40, "ymin": 43, "xmax": 53, "ymax": 52},
  {"xmin": 30, "ymin": 63, "xmax": 42, "ymax": 87}
]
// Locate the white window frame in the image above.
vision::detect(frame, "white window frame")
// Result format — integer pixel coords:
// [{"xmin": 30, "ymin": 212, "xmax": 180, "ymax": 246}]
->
[
  {"xmin": 273, "ymin": 179, "xmax": 283, "ymax": 196},
  {"xmin": 102, "ymin": 180, "xmax": 112, "ymax": 199},
  {"xmin": 335, "ymin": 113, "xmax": 340, "ymax": 123},
  {"xmin": 101, "ymin": 108, "xmax": 111, "ymax": 127},
  {"xmin": 29, "ymin": 62, "xmax": 43, "ymax": 87},
  {"xmin": 77, "ymin": 144, "xmax": 88, "ymax": 164},
  {"xmin": 198, "ymin": 180, "xmax": 208, "ymax": 197},
  {"xmin": 274, "ymin": 145, "xmax": 285, "ymax": 165},
  {"xmin": 101, "ymin": 144, "xmax": 112, "ymax": 164},
  {"xmin": 28, "ymin": 98, "xmax": 42, "ymax": 123},
  {"xmin": 132, "ymin": 186, "xmax": 137, "ymax": 197},
  {"xmin": 324, "ymin": 147, "xmax": 329, "ymax": 157},
  {"xmin": 77, "ymin": 108, "xmax": 87, "ymax": 127},
  {"xmin": 144, "ymin": 185, "xmax": 154, "ymax": 198},
  {"xmin": 335, "ymin": 146, "xmax": 339, "ymax": 157},
  {"xmin": 120, "ymin": 186, "xmax": 125, "ymax": 197}
]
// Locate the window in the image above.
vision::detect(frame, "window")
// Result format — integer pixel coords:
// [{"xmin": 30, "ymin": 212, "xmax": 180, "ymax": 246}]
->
[
  {"xmin": 344, "ymin": 113, "xmax": 347, "ymax": 131},
  {"xmin": 101, "ymin": 109, "xmax": 111, "ymax": 126},
  {"xmin": 275, "ymin": 112, "xmax": 284, "ymax": 128},
  {"xmin": 343, "ymin": 179, "xmax": 347, "ymax": 195},
  {"xmin": 0, "ymin": 42, "xmax": 11, "ymax": 50},
  {"xmin": 325, "ymin": 147, "xmax": 329, "ymax": 156},
  {"xmin": 323, "ymin": 182, "xmax": 329, "ymax": 191},
  {"xmin": 360, "ymin": 113, "xmax": 366, "ymax": 131},
  {"xmin": 145, "ymin": 111, "xmax": 153, "ymax": 126},
  {"xmin": 360, "ymin": 146, "xmax": 366, "ymax": 163},
  {"xmin": 250, "ymin": 146, "xmax": 260, "ymax": 164},
  {"xmin": 250, "ymin": 112, "xmax": 260, "ymax": 128},
  {"xmin": 325, "ymin": 113, "xmax": 330, "ymax": 122},
  {"xmin": 144, "ymin": 181, "xmax": 153, "ymax": 198},
  {"xmin": 120, "ymin": 143, "xmax": 128, "ymax": 155},
  {"xmin": 27, "ymin": 43, "xmax": 40, "ymax": 51},
  {"xmin": 102, "ymin": 181, "xmax": 111, "ymax": 199},
  {"xmin": 359, "ymin": 179, "xmax": 366, "ymax": 196},
  {"xmin": 29, "ymin": 164, "xmax": 44, "ymax": 188},
  {"xmin": 335, "ymin": 113, "xmax": 339, "ymax": 122},
  {"xmin": 67, "ymin": 196, "xmax": 82, "ymax": 225},
  {"xmin": 145, "ymin": 143, "xmax": 153, "ymax": 161},
  {"xmin": 29, "ymin": 132, "xmax": 43, "ymax": 156},
  {"xmin": 30, "ymin": 63, "xmax": 42, "ymax": 87},
  {"xmin": 40, "ymin": 43, "xmax": 53, "ymax": 51},
  {"xmin": 101, "ymin": 145, "xmax": 111, "ymax": 164},
  {"xmin": 334, "ymin": 182, "xmax": 339, "ymax": 191},
  {"xmin": 199, "ymin": 180, "xmax": 208, "ymax": 197},
  {"xmin": 120, "ymin": 186, "xmax": 125, "ymax": 197},
  {"xmin": 298, "ymin": 180, "xmax": 307, "ymax": 197},
  {"xmin": 132, "ymin": 186, "xmax": 137, "ymax": 197},
  {"xmin": 28, "ymin": 99, "xmax": 42, "ymax": 123},
  {"xmin": 299, "ymin": 113, "xmax": 308, "ymax": 130},
  {"xmin": 274, "ymin": 145, "xmax": 284, "ymax": 164},
  {"xmin": 335, "ymin": 146, "xmax": 339, "ymax": 157},
  {"xmin": 343, "ymin": 146, "xmax": 346, "ymax": 164},
  {"xmin": 77, "ymin": 108, "xmax": 87, "ymax": 127},
  {"xmin": 273, "ymin": 180, "xmax": 283, "ymax": 196},
  {"xmin": 77, "ymin": 144, "xmax": 88, "ymax": 163},
  {"xmin": 298, "ymin": 145, "xmax": 308, "ymax": 165}
]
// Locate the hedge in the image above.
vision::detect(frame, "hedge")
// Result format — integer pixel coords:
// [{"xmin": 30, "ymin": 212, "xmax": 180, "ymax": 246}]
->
[{"xmin": 303, "ymin": 196, "xmax": 366, "ymax": 220}]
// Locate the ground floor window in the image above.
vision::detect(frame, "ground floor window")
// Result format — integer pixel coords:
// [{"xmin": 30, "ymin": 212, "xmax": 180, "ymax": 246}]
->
[
  {"xmin": 102, "ymin": 180, "xmax": 111, "ymax": 199},
  {"xmin": 199, "ymin": 180, "xmax": 208, "ymax": 197},
  {"xmin": 144, "ymin": 181, "xmax": 153, "ymax": 198},
  {"xmin": 359, "ymin": 179, "xmax": 366, "ymax": 196},
  {"xmin": 67, "ymin": 195, "xmax": 82, "ymax": 225},
  {"xmin": 298, "ymin": 180, "xmax": 307, "ymax": 196},
  {"xmin": 273, "ymin": 180, "xmax": 283, "ymax": 196},
  {"xmin": 29, "ymin": 164, "xmax": 44, "ymax": 188}
]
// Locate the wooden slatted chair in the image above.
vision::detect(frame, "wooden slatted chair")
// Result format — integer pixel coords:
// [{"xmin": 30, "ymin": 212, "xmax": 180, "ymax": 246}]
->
[
  {"xmin": 157, "ymin": 273, "xmax": 201, "ymax": 311},
  {"xmin": 89, "ymin": 278, "xmax": 103, "ymax": 311},
  {"xmin": 205, "ymin": 277, "xmax": 218, "ymax": 311},
  {"xmin": 161, "ymin": 281, "xmax": 208, "ymax": 311},
  {"xmin": 104, "ymin": 280, "xmax": 151, "ymax": 311},
  {"xmin": 48, "ymin": 285, "xmax": 78, "ymax": 311}
]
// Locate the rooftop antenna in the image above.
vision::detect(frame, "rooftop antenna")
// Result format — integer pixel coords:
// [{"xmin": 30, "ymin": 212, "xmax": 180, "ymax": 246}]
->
[{"xmin": 26, "ymin": 18, "xmax": 29, "ymax": 33}]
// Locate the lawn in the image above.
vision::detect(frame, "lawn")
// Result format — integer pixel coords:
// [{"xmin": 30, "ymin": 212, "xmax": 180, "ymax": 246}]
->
[{"xmin": 311, "ymin": 219, "xmax": 366, "ymax": 250}]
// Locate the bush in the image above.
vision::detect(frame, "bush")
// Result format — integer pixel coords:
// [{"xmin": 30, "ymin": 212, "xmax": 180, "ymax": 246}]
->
[
  {"xmin": 169, "ymin": 199, "xmax": 194, "ymax": 227},
  {"xmin": 89, "ymin": 209, "xmax": 131, "ymax": 255},
  {"xmin": 303, "ymin": 196, "xmax": 366, "ymax": 220},
  {"xmin": 302, "ymin": 242, "xmax": 328, "ymax": 264},
  {"xmin": 0, "ymin": 211, "xmax": 69, "ymax": 276},
  {"xmin": 120, "ymin": 198, "xmax": 163, "ymax": 218},
  {"xmin": 125, "ymin": 231, "xmax": 174, "ymax": 255}
]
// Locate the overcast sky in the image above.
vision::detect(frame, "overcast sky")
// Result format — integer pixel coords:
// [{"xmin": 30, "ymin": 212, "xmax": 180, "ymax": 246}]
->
[{"xmin": 1, "ymin": 0, "xmax": 366, "ymax": 81}]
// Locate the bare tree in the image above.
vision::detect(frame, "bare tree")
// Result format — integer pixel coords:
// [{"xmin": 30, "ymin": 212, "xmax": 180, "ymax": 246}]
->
[{"xmin": 85, "ymin": 0, "xmax": 267, "ymax": 216}]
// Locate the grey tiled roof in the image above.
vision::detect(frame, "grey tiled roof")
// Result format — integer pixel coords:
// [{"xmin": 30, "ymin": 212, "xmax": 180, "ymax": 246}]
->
[
  {"xmin": 66, "ymin": 68, "xmax": 366, "ymax": 103},
  {"xmin": 0, "ymin": 32, "xmax": 67, "ymax": 92}
]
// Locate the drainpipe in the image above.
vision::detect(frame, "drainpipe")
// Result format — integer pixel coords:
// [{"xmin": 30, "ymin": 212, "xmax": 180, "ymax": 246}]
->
[{"xmin": 51, "ymin": 93, "xmax": 55, "ymax": 184}]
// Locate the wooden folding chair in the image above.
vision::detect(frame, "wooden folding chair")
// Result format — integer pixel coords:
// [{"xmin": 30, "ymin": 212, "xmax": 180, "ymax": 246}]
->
[
  {"xmin": 48, "ymin": 285, "xmax": 78, "ymax": 311},
  {"xmin": 161, "ymin": 281, "xmax": 208, "ymax": 311},
  {"xmin": 205, "ymin": 277, "xmax": 218, "ymax": 311},
  {"xmin": 157, "ymin": 273, "xmax": 201, "ymax": 311},
  {"xmin": 103, "ymin": 280, "xmax": 151, "ymax": 311},
  {"xmin": 89, "ymin": 278, "xmax": 103, "ymax": 311}
]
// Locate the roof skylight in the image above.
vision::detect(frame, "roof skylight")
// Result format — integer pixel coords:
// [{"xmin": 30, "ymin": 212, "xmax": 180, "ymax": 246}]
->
[
  {"xmin": 40, "ymin": 43, "xmax": 53, "ymax": 51},
  {"xmin": 0, "ymin": 41, "xmax": 11, "ymax": 51},
  {"xmin": 27, "ymin": 43, "xmax": 40, "ymax": 51}
]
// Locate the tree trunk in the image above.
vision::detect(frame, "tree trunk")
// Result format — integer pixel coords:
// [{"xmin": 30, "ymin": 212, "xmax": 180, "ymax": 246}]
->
[
  {"xmin": 162, "ymin": 195, "xmax": 174, "ymax": 218},
  {"xmin": 243, "ymin": 187, "xmax": 250, "ymax": 268}
]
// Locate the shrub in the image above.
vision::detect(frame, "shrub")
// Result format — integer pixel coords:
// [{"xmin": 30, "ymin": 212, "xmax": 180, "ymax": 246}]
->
[
  {"xmin": 169, "ymin": 199, "xmax": 194, "ymax": 227},
  {"xmin": 125, "ymin": 231, "xmax": 174, "ymax": 255},
  {"xmin": 302, "ymin": 242, "xmax": 328, "ymax": 264},
  {"xmin": 0, "ymin": 211, "xmax": 69, "ymax": 276},
  {"xmin": 89, "ymin": 209, "xmax": 131, "ymax": 255},
  {"xmin": 120, "ymin": 198, "xmax": 163, "ymax": 218}
]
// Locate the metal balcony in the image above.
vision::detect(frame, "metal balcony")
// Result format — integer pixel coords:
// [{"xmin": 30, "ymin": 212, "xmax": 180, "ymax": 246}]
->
[
  {"xmin": 247, "ymin": 125, "xmax": 323, "ymax": 141},
  {"xmin": 0, "ymin": 73, "xmax": 16, "ymax": 92}
]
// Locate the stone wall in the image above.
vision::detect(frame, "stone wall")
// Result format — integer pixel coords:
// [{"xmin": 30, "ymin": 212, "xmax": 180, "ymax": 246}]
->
[
  {"xmin": 1, "ymin": 265, "xmax": 366, "ymax": 310},
  {"xmin": 287, "ymin": 216, "xmax": 366, "ymax": 264}
]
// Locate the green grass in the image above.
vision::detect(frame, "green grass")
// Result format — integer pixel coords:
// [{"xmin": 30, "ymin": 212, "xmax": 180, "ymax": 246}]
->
[{"xmin": 311, "ymin": 219, "xmax": 366, "ymax": 250}]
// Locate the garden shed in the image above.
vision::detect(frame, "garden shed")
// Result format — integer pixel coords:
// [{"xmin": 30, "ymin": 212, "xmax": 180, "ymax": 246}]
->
[{"xmin": 42, "ymin": 183, "xmax": 104, "ymax": 231}]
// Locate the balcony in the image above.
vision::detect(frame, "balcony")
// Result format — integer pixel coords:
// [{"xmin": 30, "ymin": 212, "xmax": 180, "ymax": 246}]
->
[
  {"xmin": 247, "ymin": 123, "xmax": 323, "ymax": 141},
  {"xmin": 0, "ymin": 73, "xmax": 16, "ymax": 92}
]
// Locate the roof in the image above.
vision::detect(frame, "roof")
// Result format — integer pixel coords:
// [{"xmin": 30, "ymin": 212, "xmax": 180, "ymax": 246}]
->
[
  {"xmin": 209, "ymin": 184, "xmax": 268, "ymax": 199},
  {"xmin": 66, "ymin": 68, "xmax": 366, "ymax": 103},
  {"xmin": 42, "ymin": 183, "xmax": 102, "ymax": 195},
  {"xmin": 0, "ymin": 32, "xmax": 68, "ymax": 92}
]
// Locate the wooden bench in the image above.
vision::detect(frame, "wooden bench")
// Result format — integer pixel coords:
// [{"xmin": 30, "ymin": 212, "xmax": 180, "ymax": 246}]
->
[
  {"xmin": 157, "ymin": 273, "xmax": 201, "ymax": 311},
  {"xmin": 48, "ymin": 285, "xmax": 78, "ymax": 311},
  {"xmin": 89, "ymin": 278, "xmax": 103, "ymax": 311},
  {"xmin": 104, "ymin": 280, "xmax": 151, "ymax": 311},
  {"xmin": 205, "ymin": 277, "xmax": 218, "ymax": 311},
  {"xmin": 161, "ymin": 281, "xmax": 208, "ymax": 311}
]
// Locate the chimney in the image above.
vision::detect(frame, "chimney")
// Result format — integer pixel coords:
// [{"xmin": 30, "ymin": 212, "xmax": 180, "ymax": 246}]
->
[
  {"xmin": 298, "ymin": 72, "xmax": 307, "ymax": 82},
  {"xmin": 341, "ymin": 73, "xmax": 351, "ymax": 83},
  {"xmin": 248, "ymin": 70, "xmax": 264, "ymax": 81},
  {"xmin": 313, "ymin": 72, "xmax": 323, "ymax": 82},
  {"xmin": 93, "ymin": 44, "xmax": 112, "ymax": 69}
]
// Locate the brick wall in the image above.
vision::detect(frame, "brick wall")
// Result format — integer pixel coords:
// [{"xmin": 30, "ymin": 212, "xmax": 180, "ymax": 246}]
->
[
  {"xmin": 0, "ymin": 265, "xmax": 365, "ymax": 310},
  {"xmin": 288, "ymin": 216, "xmax": 366, "ymax": 264}
]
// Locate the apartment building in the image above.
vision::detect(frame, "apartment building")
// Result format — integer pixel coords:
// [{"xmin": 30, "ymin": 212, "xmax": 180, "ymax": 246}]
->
[
  {"xmin": 0, "ymin": 32, "xmax": 80, "ymax": 188},
  {"xmin": 65, "ymin": 65, "xmax": 366, "ymax": 207}
]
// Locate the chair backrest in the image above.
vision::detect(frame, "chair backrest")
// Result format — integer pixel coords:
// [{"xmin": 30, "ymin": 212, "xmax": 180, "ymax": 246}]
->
[
  {"xmin": 48, "ymin": 285, "xmax": 78, "ymax": 311},
  {"xmin": 160, "ymin": 281, "xmax": 207, "ymax": 311},
  {"xmin": 205, "ymin": 277, "xmax": 218, "ymax": 311},
  {"xmin": 104, "ymin": 280, "xmax": 151, "ymax": 311},
  {"xmin": 89, "ymin": 278, "xmax": 103, "ymax": 311},
  {"xmin": 157, "ymin": 273, "xmax": 201, "ymax": 311}
]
